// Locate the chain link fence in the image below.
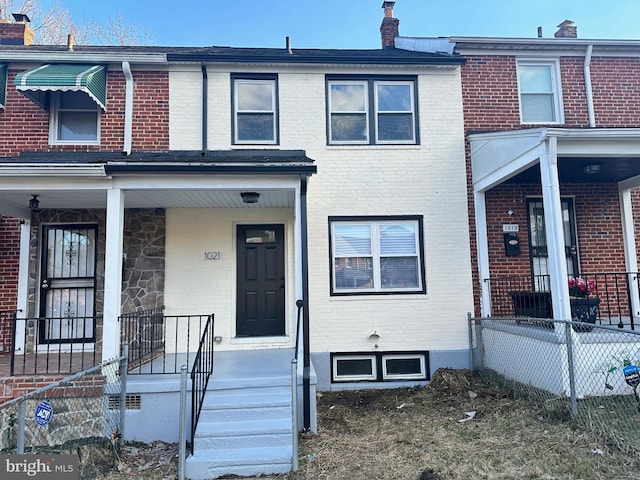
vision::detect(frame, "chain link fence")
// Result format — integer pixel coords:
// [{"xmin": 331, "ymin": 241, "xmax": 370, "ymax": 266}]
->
[
  {"xmin": 0, "ymin": 351, "xmax": 127, "ymax": 455},
  {"xmin": 470, "ymin": 316, "xmax": 640, "ymax": 453}
]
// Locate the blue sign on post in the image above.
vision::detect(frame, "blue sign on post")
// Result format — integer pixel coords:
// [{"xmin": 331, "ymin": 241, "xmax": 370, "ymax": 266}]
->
[{"xmin": 35, "ymin": 401, "xmax": 53, "ymax": 427}]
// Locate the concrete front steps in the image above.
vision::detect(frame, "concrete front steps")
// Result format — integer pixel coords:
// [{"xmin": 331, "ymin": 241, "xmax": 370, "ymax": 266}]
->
[{"xmin": 185, "ymin": 350, "xmax": 296, "ymax": 479}]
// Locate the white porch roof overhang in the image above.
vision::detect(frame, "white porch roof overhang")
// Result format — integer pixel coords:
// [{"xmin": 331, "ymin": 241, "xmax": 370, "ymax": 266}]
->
[
  {"xmin": 469, "ymin": 128, "xmax": 640, "ymax": 322},
  {"xmin": 470, "ymin": 127, "xmax": 640, "ymax": 193},
  {"xmin": 2, "ymin": 150, "xmax": 316, "ymax": 398},
  {"xmin": 0, "ymin": 150, "xmax": 317, "ymax": 219}
]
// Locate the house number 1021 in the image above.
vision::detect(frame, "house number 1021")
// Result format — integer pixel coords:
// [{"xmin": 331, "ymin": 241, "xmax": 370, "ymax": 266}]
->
[{"xmin": 204, "ymin": 251, "xmax": 220, "ymax": 261}]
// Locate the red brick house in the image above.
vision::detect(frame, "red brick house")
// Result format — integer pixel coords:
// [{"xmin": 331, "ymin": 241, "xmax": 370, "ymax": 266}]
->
[
  {"xmin": 398, "ymin": 21, "xmax": 640, "ymax": 328},
  {"xmin": 0, "ymin": 21, "xmax": 172, "ymax": 410}
]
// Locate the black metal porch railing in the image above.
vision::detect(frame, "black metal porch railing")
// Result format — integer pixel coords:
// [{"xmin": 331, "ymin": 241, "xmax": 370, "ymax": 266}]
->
[
  {"xmin": 2, "ymin": 309, "xmax": 20, "ymax": 375},
  {"xmin": 120, "ymin": 309, "xmax": 209, "ymax": 374},
  {"xmin": 9, "ymin": 316, "xmax": 100, "ymax": 376},
  {"xmin": 190, "ymin": 313, "xmax": 215, "ymax": 455},
  {"xmin": 120, "ymin": 306, "xmax": 165, "ymax": 371},
  {"xmin": 486, "ymin": 272, "xmax": 639, "ymax": 330}
]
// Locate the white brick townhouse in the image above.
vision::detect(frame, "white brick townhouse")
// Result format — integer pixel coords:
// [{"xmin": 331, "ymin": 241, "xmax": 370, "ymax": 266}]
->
[{"xmin": 0, "ymin": 3, "xmax": 472, "ymax": 476}]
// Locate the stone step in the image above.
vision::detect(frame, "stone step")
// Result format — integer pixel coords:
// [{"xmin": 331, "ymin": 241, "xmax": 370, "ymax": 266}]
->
[{"xmin": 185, "ymin": 445, "xmax": 292, "ymax": 480}]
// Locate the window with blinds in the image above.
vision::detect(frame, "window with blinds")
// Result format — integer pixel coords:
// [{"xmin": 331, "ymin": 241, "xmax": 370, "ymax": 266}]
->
[{"xmin": 330, "ymin": 216, "xmax": 425, "ymax": 295}]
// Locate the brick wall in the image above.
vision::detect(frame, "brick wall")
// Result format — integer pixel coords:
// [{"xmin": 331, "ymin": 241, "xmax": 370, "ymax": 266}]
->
[
  {"xmin": 461, "ymin": 53, "xmax": 640, "ymax": 315},
  {"xmin": 0, "ymin": 67, "xmax": 169, "ymax": 349},
  {"xmin": 0, "ymin": 69, "xmax": 169, "ymax": 156},
  {"xmin": 0, "ymin": 217, "xmax": 20, "ymax": 351},
  {"xmin": 484, "ymin": 183, "xmax": 625, "ymax": 279}
]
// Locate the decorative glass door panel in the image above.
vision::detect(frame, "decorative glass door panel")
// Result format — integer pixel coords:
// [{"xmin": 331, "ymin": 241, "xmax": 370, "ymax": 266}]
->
[
  {"xmin": 527, "ymin": 198, "xmax": 578, "ymax": 291},
  {"xmin": 40, "ymin": 225, "xmax": 97, "ymax": 343}
]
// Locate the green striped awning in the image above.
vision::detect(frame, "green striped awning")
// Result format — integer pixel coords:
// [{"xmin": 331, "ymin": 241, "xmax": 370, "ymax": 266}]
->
[
  {"xmin": 0, "ymin": 64, "xmax": 6, "ymax": 109},
  {"xmin": 14, "ymin": 64, "xmax": 107, "ymax": 110}
]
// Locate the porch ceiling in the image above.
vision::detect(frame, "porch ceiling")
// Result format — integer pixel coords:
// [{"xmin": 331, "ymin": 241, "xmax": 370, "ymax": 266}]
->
[
  {"xmin": 470, "ymin": 128, "xmax": 640, "ymax": 191},
  {"xmin": 0, "ymin": 189, "xmax": 295, "ymax": 218},
  {"xmin": 507, "ymin": 156, "xmax": 640, "ymax": 184}
]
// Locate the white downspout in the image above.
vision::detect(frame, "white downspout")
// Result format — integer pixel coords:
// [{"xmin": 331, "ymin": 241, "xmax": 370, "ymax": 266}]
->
[
  {"xmin": 122, "ymin": 61, "xmax": 133, "ymax": 155},
  {"xmin": 584, "ymin": 44, "xmax": 595, "ymax": 128}
]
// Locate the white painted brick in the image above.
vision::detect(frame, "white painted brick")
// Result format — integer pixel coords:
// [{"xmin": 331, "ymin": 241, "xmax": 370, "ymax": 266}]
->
[{"xmin": 167, "ymin": 65, "xmax": 473, "ymax": 355}]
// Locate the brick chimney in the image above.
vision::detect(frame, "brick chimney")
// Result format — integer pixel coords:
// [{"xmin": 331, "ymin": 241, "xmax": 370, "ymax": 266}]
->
[
  {"xmin": 0, "ymin": 13, "xmax": 34, "ymax": 45},
  {"xmin": 554, "ymin": 20, "xmax": 577, "ymax": 38},
  {"xmin": 380, "ymin": 1, "xmax": 399, "ymax": 48}
]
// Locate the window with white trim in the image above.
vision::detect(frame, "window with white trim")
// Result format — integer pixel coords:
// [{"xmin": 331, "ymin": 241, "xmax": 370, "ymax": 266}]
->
[
  {"xmin": 382, "ymin": 354, "xmax": 427, "ymax": 380},
  {"xmin": 50, "ymin": 91, "xmax": 100, "ymax": 145},
  {"xmin": 332, "ymin": 355, "xmax": 377, "ymax": 382},
  {"xmin": 327, "ymin": 77, "xmax": 417, "ymax": 145},
  {"xmin": 233, "ymin": 76, "xmax": 278, "ymax": 144},
  {"xmin": 330, "ymin": 216, "xmax": 425, "ymax": 295},
  {"xmin": 517, "ymin": 60, "xmax": 563, "ymax": 124}
]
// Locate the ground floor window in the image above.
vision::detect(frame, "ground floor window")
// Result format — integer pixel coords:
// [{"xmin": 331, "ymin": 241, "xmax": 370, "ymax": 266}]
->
[
  {"xmin": 331, "ymin": 351, "xmax": 429, "ymax": 383},
  {"xmin": 329, "ymin": 215, "xmax": 425, "ymax": 295}
]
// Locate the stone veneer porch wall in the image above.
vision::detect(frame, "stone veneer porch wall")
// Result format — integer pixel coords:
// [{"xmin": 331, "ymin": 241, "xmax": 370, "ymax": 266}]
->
[
  {"xmin": 27, "ymin": 209, "xmax": 165, "ymax": 352},
  {"xmin": 121, "ymin": 208, "xmax": 165, "ymax": 314}
]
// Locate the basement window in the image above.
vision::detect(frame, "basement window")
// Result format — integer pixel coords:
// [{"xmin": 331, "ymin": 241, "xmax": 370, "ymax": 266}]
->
[
  {"xmin": 331, "ymin": 351, "xmax": 429, "ymax": 383},
  {"xmin": 332, "ymin": 355, "xmax": 377, "ymax": 382},
  {"xmin": 382, "ymin": 354, "xmax": 427, "ymax": 380}
]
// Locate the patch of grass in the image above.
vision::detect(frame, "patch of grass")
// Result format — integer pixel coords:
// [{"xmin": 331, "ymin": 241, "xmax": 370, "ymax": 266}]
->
[
  {"xmin": 93, "ymin": 369, "xmax": 640, "ymax": 479},
  {"xmin": 289, "ymin": 369, "xmax": 640, "ymax": 480}
]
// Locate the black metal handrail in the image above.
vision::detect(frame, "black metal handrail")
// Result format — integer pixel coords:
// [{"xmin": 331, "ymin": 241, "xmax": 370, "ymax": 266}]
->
[
  {"xmin": 294, "ymin": 299, "xmax": 304, "ymax": 362},
  {"xmin": 190, "ymin": 313, "xmax": 215, "ymax": 455},
  {"xmin": 486, "ymin": 272, "xmax": 639, "ymax": 330},
  {"xmin": 9, "ymin": 315, "xmax": 100, "ymax": 375}
]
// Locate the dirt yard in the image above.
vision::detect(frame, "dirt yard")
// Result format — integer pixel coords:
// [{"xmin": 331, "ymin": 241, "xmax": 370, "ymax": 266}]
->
[{"xmin": 91, "ymin": 369, "xmax": 640, "ymax": 480}]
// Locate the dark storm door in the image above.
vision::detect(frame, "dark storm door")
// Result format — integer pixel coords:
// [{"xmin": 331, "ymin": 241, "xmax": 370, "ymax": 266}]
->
[
  {"xmin": 39, "ymin": 225, "xmax": 97, "ymax": 343},
  {"xmin": 236, "ymin": 224, "xmax": 285, "ymax": 337},
  {"xmin": 527, "ymin": 198, "xmax": 578, "ymax": 291}
]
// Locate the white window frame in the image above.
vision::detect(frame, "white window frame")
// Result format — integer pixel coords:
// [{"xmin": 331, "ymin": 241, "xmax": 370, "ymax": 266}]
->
[
  {"xmin": 233, "ymin": 77, "xmax": 277, "ymax": 145},
  {"xmin": 330, "ymin": 217, "xmax": 424, "ymax": 295},
  {"xmin": 49, "ymin": 91, "xmax": 100, "ymax": 146},
  {"xmin": 327, "ymin": 78, "xmax": 417, "ymax": 145},
  {"xmin": 332, "ymin": 355, "xmax": 377, "ymax": 382},
  {"xmin": 327, "ymin": 80, "xmax": 369, "ymax": 145},
  {"xmin": 374, "ymin": 80, "xmax": 416, "ymax": 144},
  {"xmin": 516, "ymin": 59, "xmax": 564, "ymax": 124},
  {"xmin": 382, "ymin": 354, "xmax": 427, "ymax": 380}
]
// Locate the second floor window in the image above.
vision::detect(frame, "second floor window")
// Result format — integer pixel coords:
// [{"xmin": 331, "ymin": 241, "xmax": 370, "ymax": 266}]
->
[
  {"xmin": 233, "ymin": 76, "xmax": 278, "ymax": 144},
  {"xmin": 327, "ymin": 77, "xmax": 417, "ymax": 145},
  {"xmin": 517, "ymin": 60, "xmax": 563, "ymax": 124},
  {"xmin": 50, "ymin": 91, "xmax": 100, "ymax": 145}
]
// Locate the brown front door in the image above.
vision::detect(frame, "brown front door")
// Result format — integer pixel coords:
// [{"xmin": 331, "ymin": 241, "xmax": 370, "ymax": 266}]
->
[{"xmin": 236, "ymin": 224, "xmax": 285, "ymax": 337}]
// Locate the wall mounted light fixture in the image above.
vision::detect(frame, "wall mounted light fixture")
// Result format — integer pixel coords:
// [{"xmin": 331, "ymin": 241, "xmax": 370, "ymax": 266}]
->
[
  {"xmin": 583, "ymin": 163, "xmax": 602, "ymax": 175},
  {"xmin": 28, "ymin": 194, "xmax": 40, "ymax": 212},
  {"xmin": 240, "ymin": 192, "xmax": 260, "ymax": 204}
]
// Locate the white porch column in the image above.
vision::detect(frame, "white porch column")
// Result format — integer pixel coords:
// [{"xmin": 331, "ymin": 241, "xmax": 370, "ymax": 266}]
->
[
  {"xmin": 103, "ymin": 188, "xmax": 124, "ymax": 362},
  {"xmin": 619, "ymin": 187, "xmax": 640, "ymax": 318},
  {"xmin": 14, "ymin": 219, "xmax": 31, "ymax": 353},
  {"xmin": 539, "ymin": 136, "xmax": 571, "ymax": 322},
  {"xmin": 474, "ymin": 190, "xmax": 491, "ymax": 317}
]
